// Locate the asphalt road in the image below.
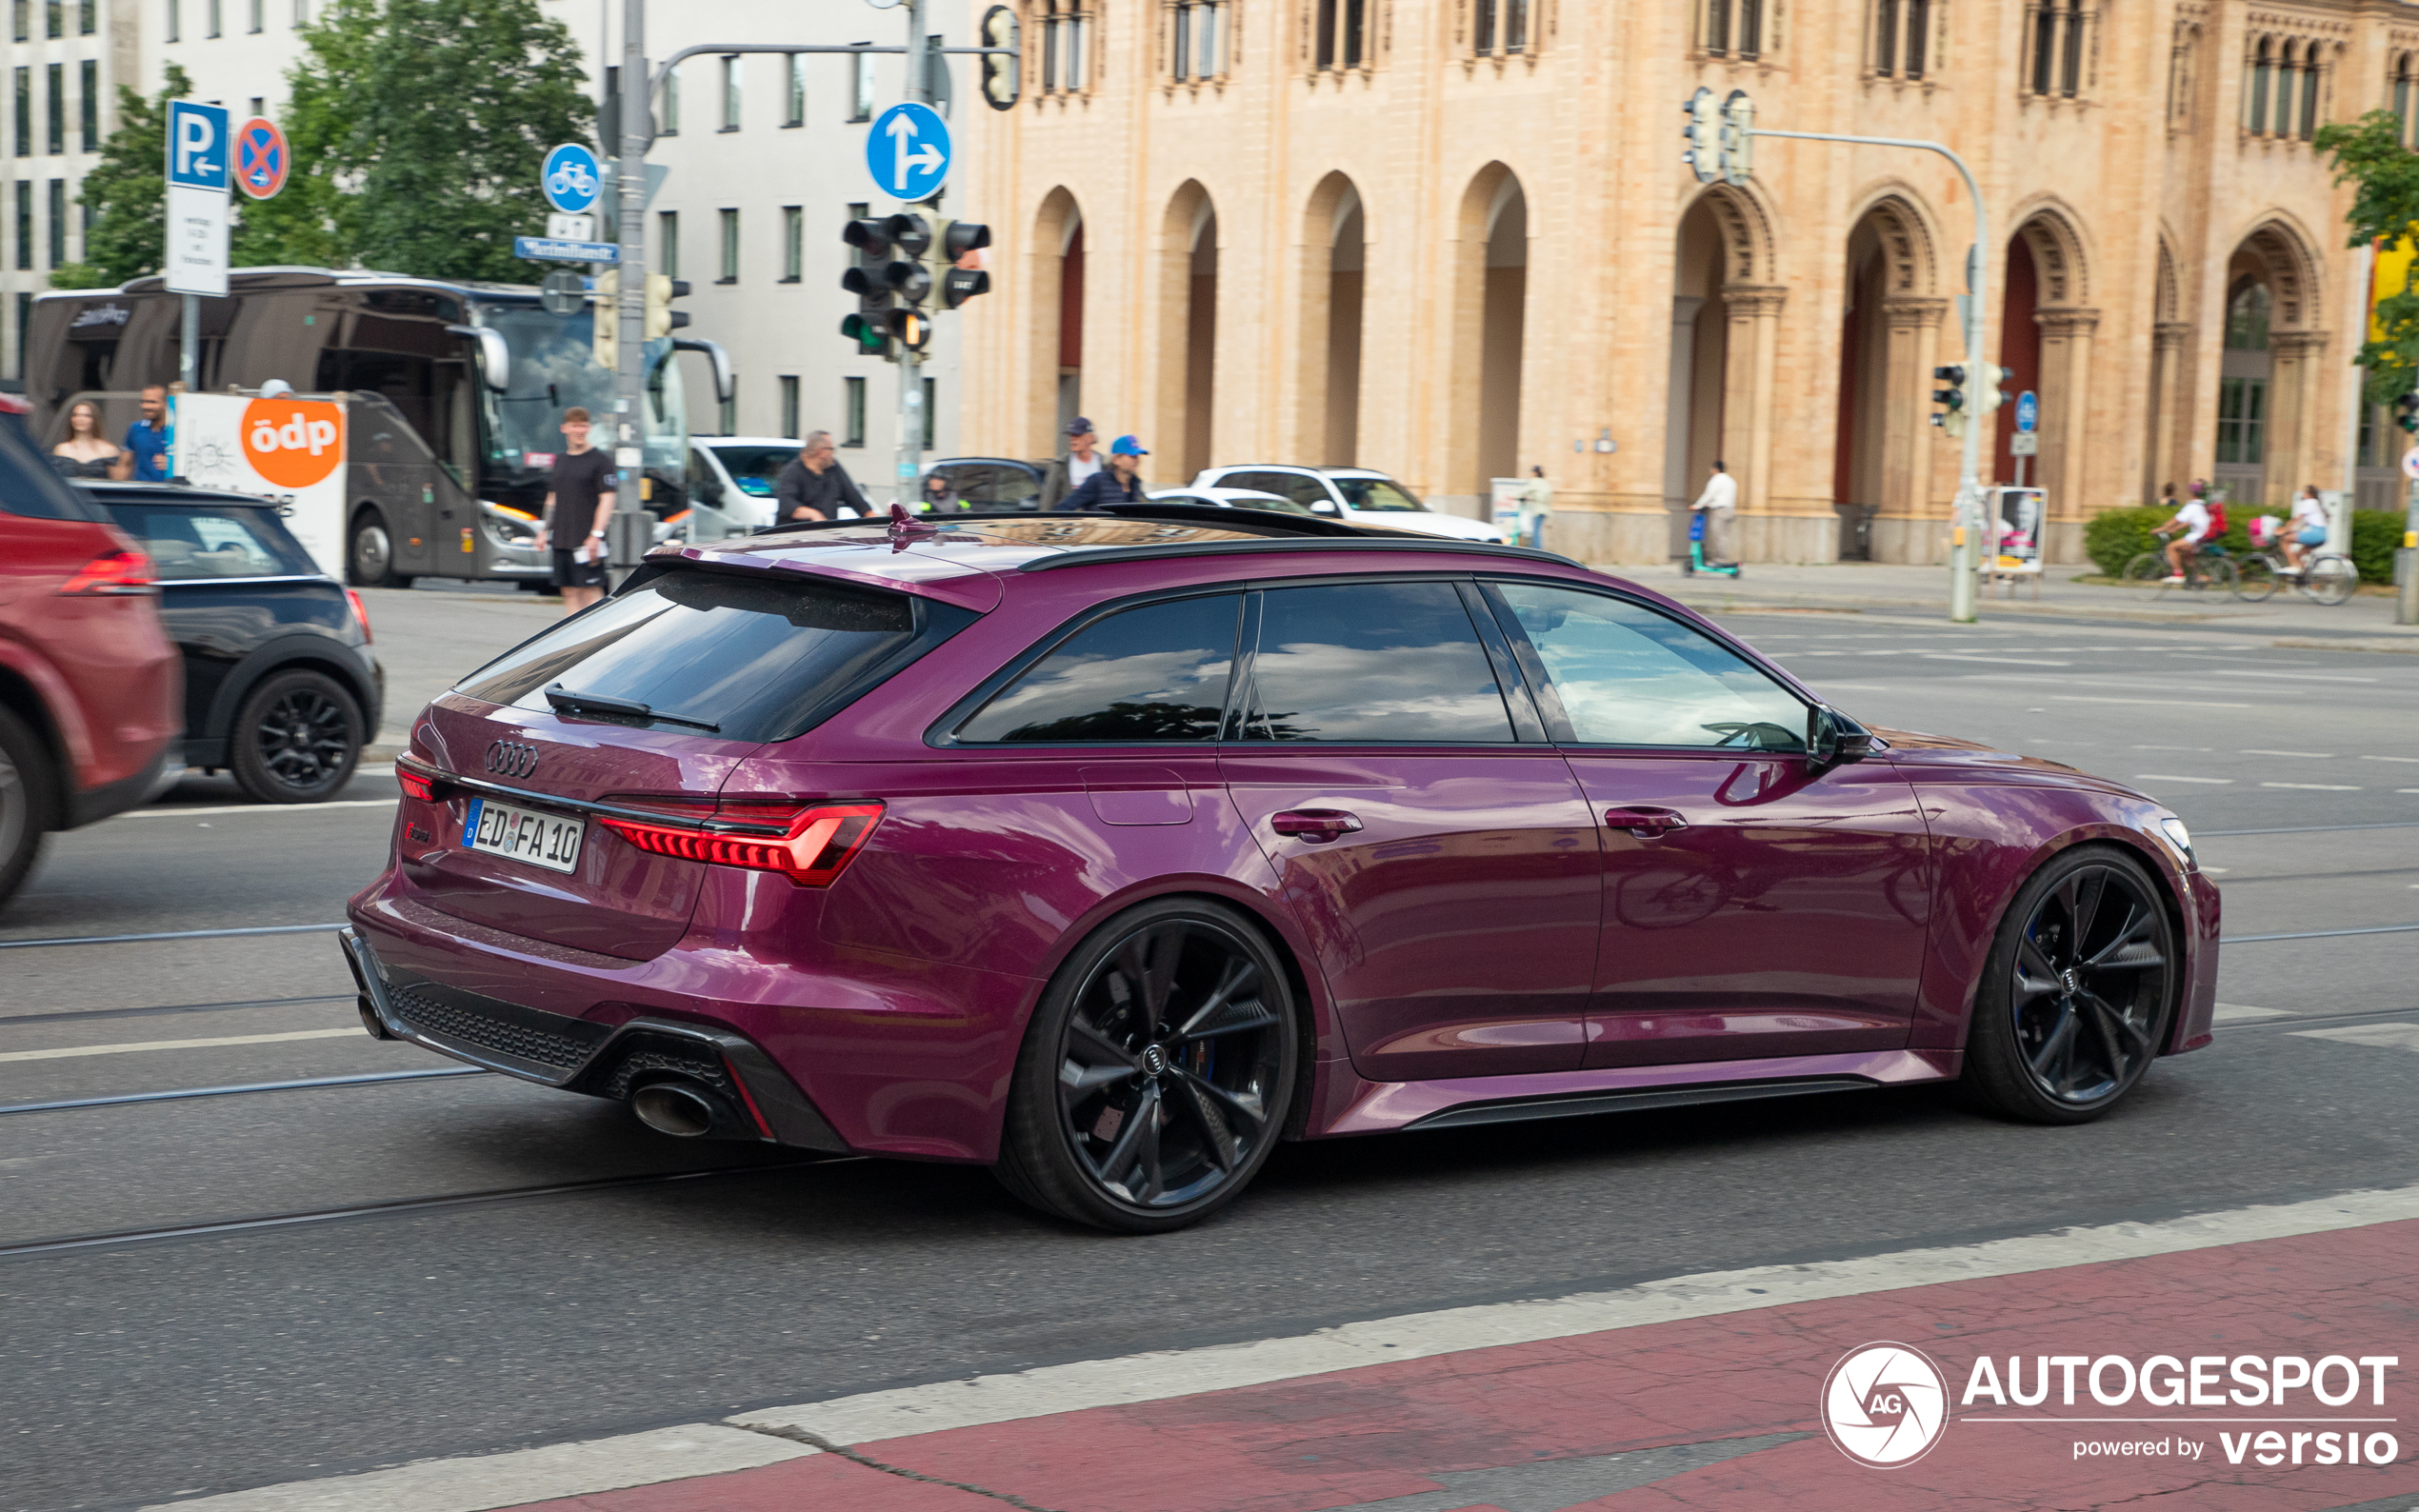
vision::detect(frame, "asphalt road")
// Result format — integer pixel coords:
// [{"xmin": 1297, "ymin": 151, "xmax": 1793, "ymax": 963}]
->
[{"xmin": 3, "ymin": 592, "xmax": 2414, "ymax": 1511}]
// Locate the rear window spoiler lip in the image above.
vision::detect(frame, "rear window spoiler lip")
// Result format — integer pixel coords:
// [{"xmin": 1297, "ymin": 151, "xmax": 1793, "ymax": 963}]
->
[{"xmin": 642, "ymin": 542, "xmax": 1003, "ymax": 613}]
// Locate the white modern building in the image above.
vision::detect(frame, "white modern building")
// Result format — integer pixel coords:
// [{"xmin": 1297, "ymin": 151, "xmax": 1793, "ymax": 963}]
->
[{"xmin": 2, "ymin": 0, "xmax": 985, "ymax": 494}]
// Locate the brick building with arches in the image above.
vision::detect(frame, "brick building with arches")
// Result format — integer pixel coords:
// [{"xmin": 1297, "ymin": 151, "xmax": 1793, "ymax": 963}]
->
[{"xmin": 953, "ymin": 0, "xmax": 2376, "ymax": 563}]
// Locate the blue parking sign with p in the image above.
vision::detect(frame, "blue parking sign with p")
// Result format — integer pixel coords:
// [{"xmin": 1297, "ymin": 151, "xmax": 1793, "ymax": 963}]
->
[
  {"xmin": 167, "ymin": 101, "xmax": 229, "ymax": 191},
  {"xmin": 542, "ymin": 144, "xmax": 602, "ymax": 215}
]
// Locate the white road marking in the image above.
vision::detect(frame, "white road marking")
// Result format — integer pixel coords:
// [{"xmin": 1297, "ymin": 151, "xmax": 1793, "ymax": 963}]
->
[
  {"xmin": 2213, "ymin": 1005, "xmax": 2291, "ymax": 1023},
  {"xmin": 2222, "ymin": 671, "xmax": 2379, "ymax": 684},
  {"xmin": 170, "ymin": 1184, "xmax": 2419, "ymax": 1512},
  {"xmin": 0, "ymin": 1028, "xmax": 360, "ymax": 1064},
  {"xmin": 2291, "ymin": 1024, "xmax": 2419, "ymax": 1053},
  {"xmin": 1920, "ymin": 654, "xmax": 2074, "ymax": 666},
  {"xmin": 2402, "ymin": 788, "xmax": 2419, "ymax": 796},
  {"xmin": 2362, "ymin": 755, "xmax": 2419, "ymax": 764},
  {"xmin": 2240, "ymin": 749, "xmax": 2335, "ymax": 759},
  {"xmin": 2055, "ymin": 695, "xmax": 2252, "ymax": 708},
  {"xmin": 2133, "ymin": 745, "xmax": 2213, "ymax": 751},
  {"xmin": 2260, "ymin": 782, "xmax": 2362, "ymax": 791},
  {"xmin": 2134, "ymin": 774, "xmax": 2232, "ymax": 785},
  {"xmin": 120, "ymin": 799, "xmax": 399, "ymax": 820}
]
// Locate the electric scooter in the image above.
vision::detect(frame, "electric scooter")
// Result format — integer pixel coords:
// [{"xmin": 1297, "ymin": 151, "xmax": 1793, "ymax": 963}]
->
[{"xmin": 1683, "ymin": 509, "xmax": 1743, "ymax": 577}]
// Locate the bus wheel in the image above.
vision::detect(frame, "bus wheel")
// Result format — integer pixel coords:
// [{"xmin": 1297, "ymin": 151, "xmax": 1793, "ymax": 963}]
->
[{"xmin": 349, "ymin": 511, "xmax": 411, "ymax": 589}]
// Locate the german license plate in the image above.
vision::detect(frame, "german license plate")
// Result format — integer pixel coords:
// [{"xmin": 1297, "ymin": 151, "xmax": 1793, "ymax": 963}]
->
[{"xmin": 462, "ymin": 796, "xmax": 584, "ymax": 875}]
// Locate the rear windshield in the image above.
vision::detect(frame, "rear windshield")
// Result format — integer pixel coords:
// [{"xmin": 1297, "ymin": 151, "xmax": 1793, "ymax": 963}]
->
[
  {"xmin": 456, "ymin": 568, "xmax": 960, "ymax": 744},
  {"xmin": 101, "ymin": 501, "xmax": 320, "ymax": 580}
]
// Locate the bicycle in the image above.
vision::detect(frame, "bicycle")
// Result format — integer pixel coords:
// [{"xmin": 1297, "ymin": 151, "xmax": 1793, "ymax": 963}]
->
[
  {"xmin": 2121, "ymin": 542, "xmax": 2234, "ymax": 595},
  {"xmin": 2230, "ymin": 544, "xmax": 2359, "ymax": 606}
]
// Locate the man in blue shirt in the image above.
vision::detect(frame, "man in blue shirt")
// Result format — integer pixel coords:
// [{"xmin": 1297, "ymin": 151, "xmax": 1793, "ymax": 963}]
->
[{"xmin": 112, "ymin": 386, "xmax": 170, "ymax": 482}]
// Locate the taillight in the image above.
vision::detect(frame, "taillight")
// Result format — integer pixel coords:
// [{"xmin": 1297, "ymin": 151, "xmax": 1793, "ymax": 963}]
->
[
  {"xmin": 346, "ymin": 588, "xmax": 373, "ymax": 643},
  {"xmin": 598, "ymin": 802, "xmax": 884, "ymax": 886},
  {"xmin": 397, "ymin": 768, "xmax": 437, "ymax": 803},
  {"xmin": 58, "ymin": 549, "xmax": 153, "ymax": 596}
]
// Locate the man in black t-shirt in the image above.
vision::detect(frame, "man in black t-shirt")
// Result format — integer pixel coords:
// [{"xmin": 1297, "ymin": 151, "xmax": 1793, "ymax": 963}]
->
[{"xmin": 534, "ymin": 407, "xmax": 618, "ymax": 614}]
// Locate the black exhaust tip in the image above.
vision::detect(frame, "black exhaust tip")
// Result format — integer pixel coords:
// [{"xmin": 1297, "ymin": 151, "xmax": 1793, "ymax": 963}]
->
[
  {"xmin": 356, "ymin": 993, "xmax": 395, "ymax": 1040},
  {"xmin": 630, "ymin": 1081, "xmax": 725, "ymax": 1139}
]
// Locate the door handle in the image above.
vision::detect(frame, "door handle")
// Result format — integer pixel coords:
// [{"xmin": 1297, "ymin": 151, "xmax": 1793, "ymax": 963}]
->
[
  {"xmin": 1606, "ymin": 806, "xmax": 1689, "ymax": 837},
  {"xmin": 1271, "ymin": 808, "xmax": 1364, "ymax": 843}
]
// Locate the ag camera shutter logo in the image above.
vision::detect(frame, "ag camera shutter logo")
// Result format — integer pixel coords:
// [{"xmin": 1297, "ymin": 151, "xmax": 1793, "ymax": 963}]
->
[{"xmin": 1823, "ymin": 1343, "xmax": 1949, "ymax": 1468}]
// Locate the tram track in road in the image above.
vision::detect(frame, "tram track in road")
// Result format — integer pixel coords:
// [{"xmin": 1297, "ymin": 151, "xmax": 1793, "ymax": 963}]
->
[
  {"xmin": 0, "ymin": 991, "xmax": 354, "ymax": 1027},
  {"xmin": 0, "ymin": 1064, "xmax": 489, "ymax": 1117}
]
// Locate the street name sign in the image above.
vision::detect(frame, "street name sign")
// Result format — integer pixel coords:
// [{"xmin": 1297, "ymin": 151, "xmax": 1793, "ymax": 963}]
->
[
  {"xmin": 867, "ymin": 102, "xmax": 950, "ymax": 203},
  {"xmin": 542, "ymin": 143, "xmax": 603, "ymax": 215},
  {"xmin": 233, "ymin": 117, "xmax": 288, "ymax": 200},
  {"xmin": 165, "ymin": 100, "xmax": 230, "ymax": 296},
  {"xmin": 2015, "ymin": 390, "xmax": 2038, "ymax": 433},
  {"xmin": 515, "ymin": 235, "xmax": 619, "ymax": 264}
]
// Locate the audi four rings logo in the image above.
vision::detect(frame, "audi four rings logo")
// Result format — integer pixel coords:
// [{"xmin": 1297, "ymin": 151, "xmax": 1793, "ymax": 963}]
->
[{"xmin": 485, "ymin": 741, "xmax": 540, "ymax": 778}]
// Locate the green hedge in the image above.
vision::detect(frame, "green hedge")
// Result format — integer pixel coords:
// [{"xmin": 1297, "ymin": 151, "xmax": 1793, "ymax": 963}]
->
[{"xmin": 2085, "ymin": 504, "xmax": 2405, "ymax": 584}]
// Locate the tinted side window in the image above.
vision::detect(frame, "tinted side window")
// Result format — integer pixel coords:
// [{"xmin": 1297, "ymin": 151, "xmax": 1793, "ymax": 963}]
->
[
  {"xmin": 104, "ymin": 504, "xmax": 319, "ymax": 579},
  {"xmin": 956, "ymin": 593, "xmax": 1240, "ymax": 743},
  {"xmin": 1247, "ymin": 581, "xmax": 1513, "ymax": 743},
  {"xmin": 1493, "ymin": 583, "xmax": 1807, "ymax": 751}
]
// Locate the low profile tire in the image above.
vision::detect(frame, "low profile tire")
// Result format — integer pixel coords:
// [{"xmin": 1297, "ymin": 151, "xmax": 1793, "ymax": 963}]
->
[
  {"xmin": 229, "ymin": 669, "xmax": 363, "ymax": 805},
  {"xmin": 1961, "ymin": 846, "xmax": 2177, "ymax": 1125},
  {"xmin": 0, "ymin": 706, "xmax": 55, "ymax": 911},
  {"xmin": 994, "ymin": 898, "xmax": 1300, "ymax": 1234},
  {"xmin": 348, "ymin": 510, "xmax": 411, "ymax": 589}
]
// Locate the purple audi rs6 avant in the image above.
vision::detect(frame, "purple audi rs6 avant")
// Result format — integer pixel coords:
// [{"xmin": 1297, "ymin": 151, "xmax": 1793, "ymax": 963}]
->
[{"xmin": 343, "ymin": 506, "xmax": 2219, "ymax": 1232}]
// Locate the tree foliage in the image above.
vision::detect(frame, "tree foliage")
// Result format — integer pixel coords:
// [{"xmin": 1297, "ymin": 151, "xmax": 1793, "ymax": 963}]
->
[
  {"xmin": 56, "ymin": 64, "xmax": 192, "ymax": 288},
  {"xmin": 2316, "ymin": 109, "xmax": 2419, "ymax": 406}
]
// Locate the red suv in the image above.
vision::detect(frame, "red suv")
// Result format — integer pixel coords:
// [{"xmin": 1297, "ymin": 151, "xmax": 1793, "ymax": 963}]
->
[{"xmin": 0, "ymin": 410, "xmax": 181, "ymax": 907}]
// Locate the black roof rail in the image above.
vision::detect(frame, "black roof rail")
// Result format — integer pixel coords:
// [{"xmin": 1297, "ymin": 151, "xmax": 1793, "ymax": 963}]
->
[{"xmin": 1016, "ymin": 537, "xmax": 1583, "ymax": 572}]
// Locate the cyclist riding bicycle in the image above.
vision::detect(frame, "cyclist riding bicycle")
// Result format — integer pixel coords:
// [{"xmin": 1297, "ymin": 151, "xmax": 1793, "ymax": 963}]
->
[
  {"xmin": 2153, "ymin": 486, "xmax": 2220, "ymax": 582},
  {"xmin": 2281, "ymin": 484, "xmax": 2327, "ymax": 574}
]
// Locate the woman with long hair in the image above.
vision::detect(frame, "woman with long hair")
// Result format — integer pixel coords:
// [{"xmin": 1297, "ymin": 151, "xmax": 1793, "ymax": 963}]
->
[{"xmin": 50, "ymin": 400, "xmax": 121, "ymax": 479}]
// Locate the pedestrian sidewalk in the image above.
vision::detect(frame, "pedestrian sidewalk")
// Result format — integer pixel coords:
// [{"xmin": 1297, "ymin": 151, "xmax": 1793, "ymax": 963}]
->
[{"xmin": 1601, "ymin": 558, "xmax": 2419, "ymax": 647}]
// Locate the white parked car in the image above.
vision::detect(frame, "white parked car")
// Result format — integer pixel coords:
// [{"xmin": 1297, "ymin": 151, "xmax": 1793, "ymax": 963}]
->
[
  {"xmin": 1144, "ymin": 486, "xmax": 1322, "ymax": 518},
  {"xmin": 689, "ymin": 437, "xmax": 855, "ymax": 535},
  {"xmin": 1188, "ymin": 465, "xmax": 1505, "ymax": 544}
]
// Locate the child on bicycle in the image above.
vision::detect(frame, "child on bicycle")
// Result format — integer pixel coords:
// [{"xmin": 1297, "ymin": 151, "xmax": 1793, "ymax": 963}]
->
[{"xmin": 2153, "ymin": 484, "xmax": 2218, "ymax": 582}]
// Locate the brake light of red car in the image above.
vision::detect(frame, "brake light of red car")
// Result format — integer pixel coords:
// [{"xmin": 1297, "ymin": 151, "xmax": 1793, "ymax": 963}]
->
[
  {"xmin": 598, "ymin": 802, "xmax": 885, "ymax": 886},
  {"xmin": 346, "ymin": 588, "xmax": 373, "ymax": 643},
  {"xmin": 57, "ymin": 548, "xmax": 153, "ymax": 596},
  {"xmin": 396, "ymin": 768, "xmax": 437, "ymax": 803}
]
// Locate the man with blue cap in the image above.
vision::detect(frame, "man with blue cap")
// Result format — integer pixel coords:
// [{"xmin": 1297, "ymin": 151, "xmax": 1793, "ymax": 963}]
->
[{"xmin": 1058, "ymin": 434, "xmax": 1149, "ymax": 510}]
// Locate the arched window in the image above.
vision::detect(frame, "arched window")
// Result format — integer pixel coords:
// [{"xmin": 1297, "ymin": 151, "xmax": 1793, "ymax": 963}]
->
[
  {"xmin": 2394, "ymin": 53, "xmax": 2413, "ymax": 146},
  {"xmin": 1703, "ymin": 0, "xmax": 1763, "ymax": 61},
  {"xmin": 2298, "ymin": 42, "xmax": 2321, "ymax": 140},
  {"xmin": 1038, "ymin": 0, "xmax": 1092, "ymax": 95},
  {"xmin": 1872, "ymin": 0, "xmax": 1929, "ymax": 80},
  {"xmin": 1313, "ymin": 0, "xmax": 1372, "ymax": 70},
  {"xmin": 1473, "ymin": 0, "xmax": 1534, "ymax": 57},
  {"xmin": 1170, "ymin": 1, "xmax": 1227, "ymax": 81},
  {"xmin": 2027, "ymin": 0, "xmax": 2085, "ymax": 98},
  {"xmin": 2248, "ymin": 36, "xmax": 2272, "ymax": 132}
]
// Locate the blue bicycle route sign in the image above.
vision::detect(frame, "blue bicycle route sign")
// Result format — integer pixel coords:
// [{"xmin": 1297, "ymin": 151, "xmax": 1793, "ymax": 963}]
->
[
  {"xmin": 541, "ymin": 144, "xmax": 602, "ymax": 215},
  {"xmin": 2015, "ymin": 390, "xmax": 2039, "ymax": 434}
]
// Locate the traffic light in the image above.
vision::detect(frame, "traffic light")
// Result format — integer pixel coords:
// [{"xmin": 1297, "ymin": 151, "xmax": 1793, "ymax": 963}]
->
[
  {"xmin": 887, "ymin": 307, "xmax": 933, "ymax": 352},
  {"xmin": 1975, "ymin": 363, "xmax": 2012, "ymax": 417},
  {"xmin": 2397, "ymin": 391, "xmax": 2419, "ymax": 434},
  {"xmin": 1718, "ymin": 90, "xmax": 1754, "ymax": 186},
  {"xmin": 1931, "ymin": 364, "xmax": 1968, "ymax": 439},
  {"xmin": 979, "ymin": 5, "xmax": 1022, "ymax": 110},
  {"xmin": 1682, "ymin": 88, "xmax": 1720, "ymax": 185},
  {"xmin": 840, "ymin": 217, "xmax": 898, "ymax": 358},
  {"xmin": 645, "ymin": 274, "xmax": 690, "ymax": 339},
  {"xmin": 936, "ymin": 220, "xmax": 992, "ymax": 309},
  {"xmin": 591, "ymin": 269, "xmax": 617, "ymax": 371}
]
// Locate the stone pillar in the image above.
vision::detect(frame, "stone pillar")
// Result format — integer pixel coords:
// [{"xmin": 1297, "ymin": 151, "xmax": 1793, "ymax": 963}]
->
[
  {"xmin": 2267, "ymin": 329, "xmax": 2331, "ymax": 510},
  {"xmin": 2149, "ymin": 322, "xmax": 2192, "ymax": 504},
  {"xmin": 2036, "ymin": 306, "xmax": 2100, "ymax": 558},
  {"xmin": 1721, "ymin": 284, "xmax": 1789, "ymax": 557},
  {"xmin": 1881, "ymin": 296, "xmax": 1948, "ymax": 548}
]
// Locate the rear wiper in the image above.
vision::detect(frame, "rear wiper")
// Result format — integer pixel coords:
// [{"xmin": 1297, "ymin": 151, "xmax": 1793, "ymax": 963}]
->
[{"xmin": 545, "ymin": 684, "xmax": 720, "ymax": 734}]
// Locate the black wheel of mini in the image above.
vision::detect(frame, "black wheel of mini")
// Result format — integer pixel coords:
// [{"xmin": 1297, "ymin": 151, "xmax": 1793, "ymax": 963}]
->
[
  {"xmin": 348, "ymin": 510, "xmax": 411, "ymax": 589},
  {"xmin": 0, "ymin": 706, "xmax": 54, "ymax": 911},
  {"xmin": 1962, "ymin": 847, "xmax": 2176, "ymax": 1124},
  {"xmin": 995, "ymin": 898, "xmax": 1299, "ymax": 1233},
  {"xmin": 230, "ymin": 669, "xmax": 363, "ymax": 804}
]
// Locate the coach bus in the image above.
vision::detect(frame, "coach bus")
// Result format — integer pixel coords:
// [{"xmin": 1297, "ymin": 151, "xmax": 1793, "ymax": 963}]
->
[{"xmin": 25, "ymin": 267, "xmax": 730, "ymax": 587}]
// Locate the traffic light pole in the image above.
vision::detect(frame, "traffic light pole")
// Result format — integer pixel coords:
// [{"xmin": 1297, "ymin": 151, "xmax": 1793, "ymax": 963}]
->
[
  {"xmin": 895, "ymin": 0, "xmax": 930, "ymax": 511},
  {"xmin": 609, "ymin": 0, "xmax": 650, "ymax": 579},
  {"xmin": 1749, "ymin": 129, "xmax": 1990, "ymax": 625}
]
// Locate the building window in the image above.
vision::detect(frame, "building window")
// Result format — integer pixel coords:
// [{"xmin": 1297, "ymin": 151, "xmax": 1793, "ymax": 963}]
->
[
  {"xmin": 13, "ymin": 70, "xmax": 29, "ymax": 159},
  {"xmin": 248, "ymin": 0, "xmax": 260, "ymax": 30},
  {"xmin": 79, "ymin": 61, "xmax": 94, "ymax": 152},
  {"xmin": 207, "ymin": 0, "xmax": 220, "ymax": 36},
  {"xmin": 1312, "ymin": 0, "xmax": 1370, "ymax": 70},
  {"xmin": 248, "ymin": 95, "xmax": 263, "ymax": 120},
  {"xmin": 2389, "ymin": 53, "xmax": 2410, "ymax": 146},
  {"xmin": 781, "ymin": 206, "xmax": 802, "ymax": 282},
  {"xmin": 1171, "ymin": 1, "xmax": 1227, "ymax": 80},
  {"xmin": 77, "ymin": 0, "xmax": 91, "ymax": 32},
  {"xmin": 1473, "ymin": 0, "xmax": 1530, "ymax": 58},
  {"xmin": 46, "ymin": 176, "xmax": 61, "ymax": 265},
  {"xmin": 293, "ymin": 0, "xmax": 307, "ymax": 21},
  {"xmin": 2214, "ymin": 378, "xmax": 2263, "ymax": 465},
  {"xmin": 2027, "ymin": 0, "xmax": 2087, "ymax": 97},
  {"xmin": 166, "ymin": 0, "xmax": 177, "ymax": 43},
  {"xmin": 14, "ymin": 181, "xmax": 30, "ymax": 269},
  {"xmin": 851, "ymin": 48, "xmax": 874, "ymax": 120},
  {"xmin": 10, "ymin": 0, "xmax": 24, "ymax": 41},
  {"xmin": 45, "ymin": 64, "xmax": 60, "ymax": 155},
  {"xmin": 842, "ymin": 376, "xmax": 867, "ymax": 448},
  {"xmin": 14, "ymin": 290, "xmax": 30, "ymax": 375},
  {"xmin": 785, "ymin": 53, "xmax": 805, "ymax": 126},
  {"xmin": 921, "ymin": 376, "xmax": 936, "ymax": 448},
  {"xmin": 1039, "ymin": 1, "xmax": 1090, "ymax": 92},
  {"xmin": 1703, "ymin": 0, "xmax": 1763, "ymax": 60},
  {"xmin": 719, "ymin": 55, "xmax": 741, "ymax": 131},
  {"xmin": 660, "ymin": 65, "xmax": 679, "ymax": 133},
  {"xmin": 717, "ymin": 207, "xmax": 738, "ymax": 284},
  {"xmin": 778, "ymin": 374, "xmax": 799, "ymax": 439},
  {"xmin": 657, "ymin": 209, "xmax": 678, "ymax": 279},
  {"xmin": 1872, "ymin": 0, "xmax": 1928, "ymax": 79},
  {"xmin": 44, "ymin": 0, "xmax": 58, "ymax": 37}
]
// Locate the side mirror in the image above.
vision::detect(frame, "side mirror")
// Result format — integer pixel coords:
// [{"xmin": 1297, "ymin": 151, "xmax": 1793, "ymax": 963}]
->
[
  {"xmin": 1807, "ymin": 706, "xmax": 1874, "ymax": 771},
  {"xmin": 1311, "ymin": 499, "xmax": 1338, "ymax": 514}
]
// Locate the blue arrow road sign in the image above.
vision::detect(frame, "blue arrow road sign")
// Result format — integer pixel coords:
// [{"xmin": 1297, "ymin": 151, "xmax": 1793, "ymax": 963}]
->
[
  {"xmin": 542, "ymin": 143, "xmax": 602, "ymax": 215},
  {"xmin": 167, "ymin": 101, "xmax": 229, "ymax": 190},
  {"xmin": 2015, "ymin": 390, "xmax": 2039, "ymax": 433},
  {"xmin": 867, "ymin": 103, "xmax": 950, "ymax": 203}
]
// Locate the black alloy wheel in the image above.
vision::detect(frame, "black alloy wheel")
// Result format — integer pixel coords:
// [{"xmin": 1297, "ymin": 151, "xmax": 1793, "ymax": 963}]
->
[
  {"xmin": 230, "ymin": 669, "xmax": 363, "ymax": 805},
  {"xmin": 996, "ymin": 899, "xmax": 1299, "ymax": 1233},
  {"xmin": 0, "ymin": 706, "xmax": 53, "ymax": 910},
  {"xmin": 1964, "ymin": 847, "xmax": 2177, "ymax": 1124}
]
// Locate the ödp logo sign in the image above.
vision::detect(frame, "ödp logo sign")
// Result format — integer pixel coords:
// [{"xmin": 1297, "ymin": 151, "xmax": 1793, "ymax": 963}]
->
[
  {"xmin": 1824, "ymin": 1343, "xmax": 1949, "ymax": 1468},
  {"xmin": 241, "ymin": 399, "xmax": 344, "ymax": 488}
]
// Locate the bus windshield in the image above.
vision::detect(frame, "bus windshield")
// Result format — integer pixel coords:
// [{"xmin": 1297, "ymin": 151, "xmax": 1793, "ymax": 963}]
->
[{"xmin": 478, "ymin": 306, "xmax": 682, "ymax": 478}]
